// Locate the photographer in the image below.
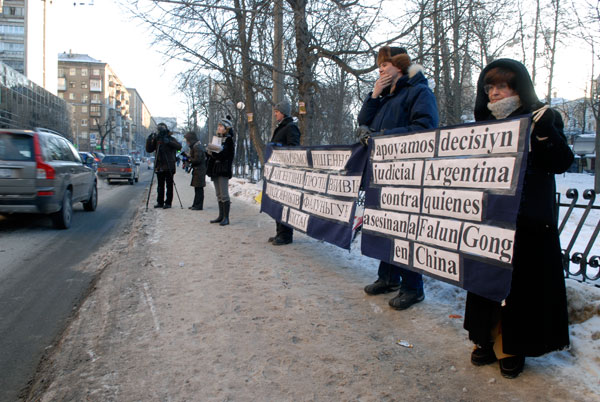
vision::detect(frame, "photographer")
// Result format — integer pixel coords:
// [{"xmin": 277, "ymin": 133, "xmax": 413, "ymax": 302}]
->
[{"xmin": 146, "ymin": 122, "xmax": 182, "ymax": 209}]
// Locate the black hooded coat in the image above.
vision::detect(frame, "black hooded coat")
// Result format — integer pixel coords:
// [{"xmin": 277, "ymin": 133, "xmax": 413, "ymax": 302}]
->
[
  {"xmin": 464, "ymin": 59, "xmax": 573, "ymax": 357},
  {"xmin": 184, "ymin": 132, "xmax": 207, "ymax": 187}
]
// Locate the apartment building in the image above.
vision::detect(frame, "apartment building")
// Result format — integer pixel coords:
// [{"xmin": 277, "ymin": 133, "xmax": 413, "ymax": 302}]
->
[
  {"xmin": 0, "ymin": 0, "xmax": 58, "ymax": 93},
  {"xmin": 58, "ymin": 52, "xmax": 130, "ymax": 153},
  {"xmin": 127, "ymin": 87, "xmax": 156, "ymax": 154}
]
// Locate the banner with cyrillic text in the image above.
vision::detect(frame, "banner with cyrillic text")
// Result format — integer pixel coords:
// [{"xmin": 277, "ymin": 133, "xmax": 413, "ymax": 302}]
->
[
  {"xmin": 261, "ymin": 143, "xmax": 369, "ymax": 250},
  {"xmin": 361, "ymin": 116, "xmax": 531, "ymax": 302}
]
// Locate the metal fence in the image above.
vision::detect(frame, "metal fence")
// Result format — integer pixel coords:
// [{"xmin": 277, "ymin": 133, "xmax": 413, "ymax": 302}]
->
[{"xmin": 556, "ymin": 189, "xmax": 600, "ymax": 285}]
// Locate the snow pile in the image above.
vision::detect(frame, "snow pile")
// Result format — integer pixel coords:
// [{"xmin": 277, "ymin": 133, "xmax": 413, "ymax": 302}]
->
[{"xmin": 226, "ymin": 173, "xmax": 600, "ymax": 393}]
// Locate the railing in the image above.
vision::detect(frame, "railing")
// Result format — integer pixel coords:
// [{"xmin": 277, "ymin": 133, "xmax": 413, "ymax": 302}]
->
[{"xmin": 556, "ymin": 189, "xmax": 600, "ymax": 285}]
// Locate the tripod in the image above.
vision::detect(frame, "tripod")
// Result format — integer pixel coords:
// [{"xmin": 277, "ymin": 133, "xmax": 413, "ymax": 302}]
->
[{"xmin": 145, "ymin": 141, "xmax": 183, "ymax": 210}]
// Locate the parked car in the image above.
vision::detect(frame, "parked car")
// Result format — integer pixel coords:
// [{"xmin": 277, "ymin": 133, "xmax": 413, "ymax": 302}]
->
[
  {"xmin": 97, "ymin": 155, "xmax": 139, "ymax": 185},
  {"xmin": 91, "ymin": 151, "xmax": 105, "ymax": 163},
  {"xmin": 79, "ymin": 151, "xmax": 98, "ymax": 172},
  {"xmin": 0, "ymin": 128, "xmax": 98, "ymax": 229}
]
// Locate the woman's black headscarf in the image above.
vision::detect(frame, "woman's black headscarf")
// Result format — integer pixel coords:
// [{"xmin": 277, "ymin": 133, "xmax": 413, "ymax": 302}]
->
[{"xmin": 474, "ymin": 58, "xmax": 541, "ymax": 121}]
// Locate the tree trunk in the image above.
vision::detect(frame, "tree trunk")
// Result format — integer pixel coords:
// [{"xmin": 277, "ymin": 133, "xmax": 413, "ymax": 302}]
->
[
  {"xmin": 532, "ymin": 0, "xmax": 540, "ymax": 86},
  {"xmin": 546, "ymin": 0, "xmax": 560, "ymax": 104}
]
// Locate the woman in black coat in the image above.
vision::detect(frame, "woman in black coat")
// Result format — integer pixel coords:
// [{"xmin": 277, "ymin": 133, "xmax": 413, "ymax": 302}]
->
[
  {"xmin": 464, "ymin": 59, "xmax": 574, "ymax": 378},
  {"xmin": 206, "ymin": 116, "xmax": 235, "ymax": 226},
  {"xmin": 184, "ymin": 131, "xmax": 207, "ymax": 210}
]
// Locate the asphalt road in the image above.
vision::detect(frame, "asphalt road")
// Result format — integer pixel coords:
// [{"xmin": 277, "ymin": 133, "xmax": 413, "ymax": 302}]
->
[{"xmin": 0, "ymin": 169, "xmax": 153, "ymax": 402}]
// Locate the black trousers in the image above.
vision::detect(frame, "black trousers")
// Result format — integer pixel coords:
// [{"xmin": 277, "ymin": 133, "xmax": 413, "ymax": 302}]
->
[
  {"xmin": 156, "ymin": 171, "xmax": 174, "ymax": 206},
  {"xmin": 275, "ymin": 221, "xmax": 293, "ymax": 241},
  {"xmin": 193, "ymin": 187, "xmax": 204, "ymax": 208}
]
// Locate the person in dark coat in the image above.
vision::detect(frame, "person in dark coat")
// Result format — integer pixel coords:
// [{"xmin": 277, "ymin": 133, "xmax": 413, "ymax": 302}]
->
[
  {"xmin": 267, "ymin": 100, "xmax": 301, "ymax": 245},
  {"xmin": 184, "ymin": 131, "xmax": 207, "ymax": 210},
  {"xmin": 146, "ymin": 122, "xmax": 182, "ymax": 209},
  {"xmin": 206, "ymin": 117, "xmax": 235, "ymax": 226},
  {"xmin": 358, "ymin": 46, "xmax": 439, "ymax": 311},
  {"xmin": 464, "ymin": 58, "xmax": 573, "ymax": 379}
]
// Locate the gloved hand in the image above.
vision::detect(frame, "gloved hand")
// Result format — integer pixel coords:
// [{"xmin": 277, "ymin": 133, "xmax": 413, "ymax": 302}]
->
[
  {"xmin": 357, "ymin": 125, "xmax": 373, "ymax": 146},
  {"xmin": 532, "ymin": 108, "xmax": 556, "ymax": 141}
]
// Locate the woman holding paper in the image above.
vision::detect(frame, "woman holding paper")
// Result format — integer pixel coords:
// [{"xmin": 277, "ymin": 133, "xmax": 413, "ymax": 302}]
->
[
  {"xmin": 464, "ymin": 59, "xmax": 573, "ymax": 378},
  {"xmin": 206, "ymin": 116, "xmax": 235, "ymax": 226}
]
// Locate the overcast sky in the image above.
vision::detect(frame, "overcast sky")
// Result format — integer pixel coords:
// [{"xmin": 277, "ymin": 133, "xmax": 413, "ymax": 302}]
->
[{"xmin": 53, "ymin": 0, "xmax": 595, "ymax": 128}]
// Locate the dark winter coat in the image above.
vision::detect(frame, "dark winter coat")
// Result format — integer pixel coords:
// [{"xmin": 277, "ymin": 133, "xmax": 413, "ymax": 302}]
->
[
  {"xmin": 270, "ymin": 116, "xmax": 301, "ymax": 146},
  {"xmin": 146, "ymin": 132, "xmax": 182, "ymax": 173},
  {"xmin": 184, "ymin": 132, "xmax": 207, "ymax": 188},
  {"xmin": 464, "ymin": 58, "xmax": 573, "ymax": 357},
  {"xmin": 206, "ymin": 130, "xmax": 235, "ymax": 179},
  {"xmin": 357, "ymin": 65, "xmax": 439, "ymax": 134}
]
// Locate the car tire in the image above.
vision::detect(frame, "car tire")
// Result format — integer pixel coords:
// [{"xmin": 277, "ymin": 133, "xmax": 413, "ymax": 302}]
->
[
  {"xmin": 83, "ymin": 183, "xmax": 97, "ymax": 211},
  {"xmin": 52, "ymin": 188, "xmax": 73, "ymax": 229}
]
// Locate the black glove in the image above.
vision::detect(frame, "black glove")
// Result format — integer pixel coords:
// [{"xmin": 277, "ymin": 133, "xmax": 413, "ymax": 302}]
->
[
  {"xmin": 357, "ymin": 125, "xmax": 373, "ymax": 146},
  {"xmin": 533, "ymin": 109, "xmax": 557, "ymax": 141}
]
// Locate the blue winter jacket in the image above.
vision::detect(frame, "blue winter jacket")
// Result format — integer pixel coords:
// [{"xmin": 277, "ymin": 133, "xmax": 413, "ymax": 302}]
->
[{"xmin": 357, "ymin": 66, "xmax": 439, "ymax": 135}]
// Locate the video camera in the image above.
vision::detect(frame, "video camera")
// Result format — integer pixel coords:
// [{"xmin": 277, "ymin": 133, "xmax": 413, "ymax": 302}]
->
[{"xmin": 154, "ymin": 124, "xmax": 170, "ymax": 144}]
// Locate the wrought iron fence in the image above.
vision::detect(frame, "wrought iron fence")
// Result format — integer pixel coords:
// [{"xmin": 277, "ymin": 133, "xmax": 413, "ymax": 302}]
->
[{"xmin": 556, "ymin": 189, "xmax": 600, "ymax": 285}]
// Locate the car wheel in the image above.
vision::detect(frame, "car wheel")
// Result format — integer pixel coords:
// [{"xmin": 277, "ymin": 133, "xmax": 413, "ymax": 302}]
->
[
  {"xmin": 52, "ymin": 188, "xmax": 73, "ymax": 229},
  {"xmin": 83, "ymin": 183, "xmax": 97, "ymax": 211}
]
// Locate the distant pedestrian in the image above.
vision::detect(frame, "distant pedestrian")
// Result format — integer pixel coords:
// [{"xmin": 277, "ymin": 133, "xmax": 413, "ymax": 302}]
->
[
  {"xmin": 206, "ymin": 116, "xmax": 235, "ymax": 226},
  {"xmin": 184, "ymin": 131, "xmax": 207, "ymax": 211},
  {"xmin": 464, "ymin": 58, "xmax": 573, "ymax": 379},
  {"xmin": 267, "ymin": 100, "xmax": 301, "ymax": 245}
]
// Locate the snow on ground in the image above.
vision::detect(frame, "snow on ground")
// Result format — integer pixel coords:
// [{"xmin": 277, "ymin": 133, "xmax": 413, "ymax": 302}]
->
[{"xmin": 228, "ymin": 173, "xmax": 600, "ymax": 394}]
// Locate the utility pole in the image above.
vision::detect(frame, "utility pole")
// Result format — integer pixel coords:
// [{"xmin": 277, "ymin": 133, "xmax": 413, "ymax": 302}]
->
[{"xmin": 272, "ymin": 0, "xmax": 284, "ymax": 133}]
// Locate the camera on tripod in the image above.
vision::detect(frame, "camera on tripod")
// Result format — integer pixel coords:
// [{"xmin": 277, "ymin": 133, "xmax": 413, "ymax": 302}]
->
[{"xmin": 154, "ymin": 125, "xmax": 170, "ymax": 144}]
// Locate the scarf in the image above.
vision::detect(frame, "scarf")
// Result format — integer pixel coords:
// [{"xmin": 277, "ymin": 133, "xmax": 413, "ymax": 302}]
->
[{"xmin": 487, "ymin": 95, "xmax": 521, "ymax": 119}]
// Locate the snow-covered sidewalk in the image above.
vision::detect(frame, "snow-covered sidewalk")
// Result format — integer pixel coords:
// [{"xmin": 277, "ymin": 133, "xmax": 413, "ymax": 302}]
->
[{"xmin": 27, "ymin": 172, "xmax": 599, "ymax": 401}]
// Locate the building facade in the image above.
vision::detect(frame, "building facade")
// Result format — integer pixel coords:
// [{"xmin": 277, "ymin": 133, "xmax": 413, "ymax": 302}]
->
[
  {"xmin": 0, "ymin": 60, "xmax": 72, "ymax": 137},
  {"xmin": 58, "ymin": 52, "xmax": 131, "ymax": 153},
  {"xmin": 0, "ymin": 0, "xmax": 57, "ymax": 93},
  {"xmin": 126, "ymin": 87, "xmax": 156, "ymax": 155}
]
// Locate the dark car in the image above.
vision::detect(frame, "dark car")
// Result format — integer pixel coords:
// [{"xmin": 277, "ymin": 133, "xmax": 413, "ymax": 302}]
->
[
  {"xmin": 79, "ymin": 152, "xmax": 98, "ymax": 172},
  {"xmin": 97, "ymin": 155, "xmax": 139, "ymax": 185},
  {"xmin": 0, "ymin": 128, "xmax": 98, "ymax": 229}
]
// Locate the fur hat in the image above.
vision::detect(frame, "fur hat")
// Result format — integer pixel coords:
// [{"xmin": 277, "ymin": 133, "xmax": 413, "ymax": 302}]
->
[
  {"xmin": 274, "ymin": 100, "xmax": 291, "ymax": 117},
  {"xmin": 391, "ymin": 54, "xmax": 412, "ymax": 75},
  {"xmin": 218, "ymin": 116, "xmax": 233, "ymax": 129},
  {"xmin": 184, "ymin": 131, "xmax": 198, "ymax": 143},
  {"xmin": 377, "ymin": 46, "xmax": 407, "ymax": 66}
]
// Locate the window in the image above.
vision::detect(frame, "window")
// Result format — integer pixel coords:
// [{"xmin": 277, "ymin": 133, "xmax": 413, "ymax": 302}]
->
[
  {"xmin": 90, "ymin": 79, "xmax": 102, "ymax": 92},
  {"xmin": 81, "ymin": 81, "xmax": 88, "ymax": 89},
  {"xmin": 81, "ymin": 68, "xmax": 88, "ymax": 76},
  {"xmin": 69, "ymin": 82, "xmax": 75, "ymax": 88},
  {"xmin": 3, "ymin": 7, "xmax": 24, "ymax": 17},
  {"xmin": 57, "ymin": 77, "xmax": 66, "ymax": 90},
  {"xmin": 57, "ymin": 92, "xmax": 64, "ymax": 99},
  {"xmin": 81, "ymin": 106, "xmax": 88, "ymax": 113},
  {"xmin": 58, "ymin": 68, "xmax": 64, "ymax": 77},
  {"xmin": 90, "ymin": 105, "xmax": 101, "ymax": 115},
  {"xmin": 82, "ymin": 94, "xmax": 88, "ymax": 103},
  {"xmin": 69, "ymin": 93, "xmax": 75, "ymax": 100},
  {"xmin": 81, "ymin": 119, "xmax": 88, "ymax": 127},
  {"xmin": 69, "ymin": 68, "xmax": 76, "ymax": 76},
  {"xmin": 92, "ymin": 68, "xmax": 100, "ymax": 76},
  {"xmin": 80, "ymin": 131, "xmax": 88, "ymax": 139},
  {"xmin": 91, "ymin": 94, "xmax": 101, "ymax": 103}
]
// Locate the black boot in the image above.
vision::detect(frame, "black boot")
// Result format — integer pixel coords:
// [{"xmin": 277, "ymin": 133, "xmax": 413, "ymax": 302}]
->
[
  {"xmin": 191, "ymin": 188, "xmax": 204, "ymax": 210},
  {"xmin": 210, "ymin": 201, "xmax": 223, "ymax": 223},
  {"xmin": 219, "ymin": 201, "xmax": 230, "ymax": 226}
]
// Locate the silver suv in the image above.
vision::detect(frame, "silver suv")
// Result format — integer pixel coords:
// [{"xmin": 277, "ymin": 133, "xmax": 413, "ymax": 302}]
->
[{"xmin": 0, "ymin": 128, "xmax": 98, "ymax": 229}]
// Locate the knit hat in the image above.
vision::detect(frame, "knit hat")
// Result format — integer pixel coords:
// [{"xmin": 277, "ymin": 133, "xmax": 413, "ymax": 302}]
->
[
  {"xmin": 218, "ymin": 116, "xmax": 233, "ymax": 129},
  {"xmin": 274, "ymin": 100, "xmax": 291, "ymax": 117},
  {"xmin": 377, "ymin": 46, "xmax": 407, "ymax": 66}
]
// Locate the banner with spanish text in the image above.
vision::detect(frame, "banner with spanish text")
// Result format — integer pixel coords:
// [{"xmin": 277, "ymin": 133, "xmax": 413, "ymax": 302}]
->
[
  {"xmin": 361, "ymin": 116, "xmax": 531, "ymax": 302},
  {"xmin": 260, "ymin": 143, "xmax": 369, "ymax": 250}
]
